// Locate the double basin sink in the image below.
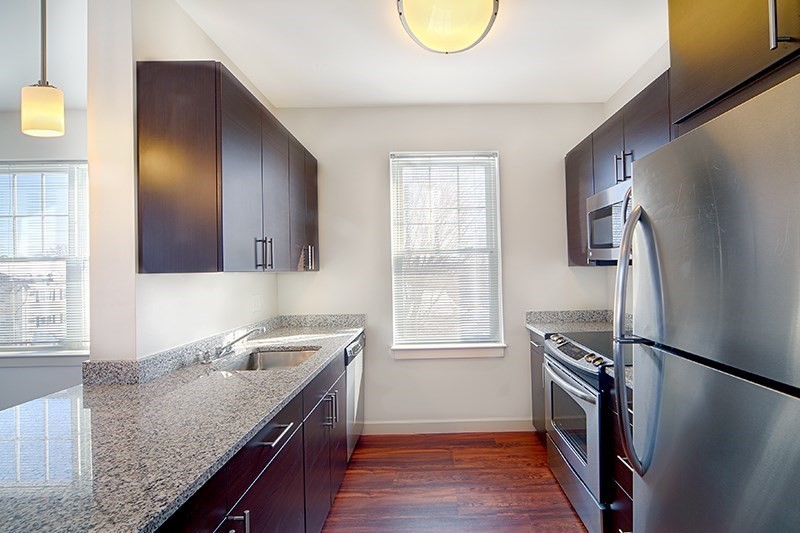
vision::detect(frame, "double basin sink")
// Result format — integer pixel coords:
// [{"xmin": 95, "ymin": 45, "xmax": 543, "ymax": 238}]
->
[{"xmin": 216, "ymin": 348, "xmax": 319, "ymax": 372}]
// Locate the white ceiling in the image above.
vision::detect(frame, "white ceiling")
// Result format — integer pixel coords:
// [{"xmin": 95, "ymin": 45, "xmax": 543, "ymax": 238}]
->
[
  {"xmin": 0, "ymin": 0, "xmax": 87, "ymax": 112},
  {"xmin": 176, "ymin": 0, "xmax": 669, "ymax": 108}
]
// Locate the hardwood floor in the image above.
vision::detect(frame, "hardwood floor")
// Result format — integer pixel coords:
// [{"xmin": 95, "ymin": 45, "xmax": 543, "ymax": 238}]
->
[{"xmin": 323, "ymin": 432, "xmax": 585, "ymax": 532}]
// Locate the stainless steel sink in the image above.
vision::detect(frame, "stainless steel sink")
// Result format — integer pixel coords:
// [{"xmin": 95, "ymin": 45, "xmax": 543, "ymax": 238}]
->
[{"xmin": 219, "ymin": 350, "xmax": 317, "ymax": 371}]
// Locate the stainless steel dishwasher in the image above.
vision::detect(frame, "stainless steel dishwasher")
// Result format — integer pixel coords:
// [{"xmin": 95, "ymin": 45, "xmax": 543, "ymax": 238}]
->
[{"xmin": 345, "ymin": 333, "xmax": 365, "ymax": 461}]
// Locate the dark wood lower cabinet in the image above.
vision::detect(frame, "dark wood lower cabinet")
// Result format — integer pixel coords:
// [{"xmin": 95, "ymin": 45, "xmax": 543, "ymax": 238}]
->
[
  {"xmin": 158, "ymin": 357, "xmax": 350, "ymax": 532},
  {"xmin": 304, "ymin": 390, "xmax": 334, "ymax": 533},
  {"xmin": 226, "ymin": 427, "xmax": 305, "ymax": 533},
  {"xmin": 607, "ymin": 385, "xmax": 634, "ymax": 532},
  {"xmin": 303, "ymin": 369, "xmax": 347, "ymax": 533},
  {"xmin": 329, "ymin": 373, "xmax": 348, "ymax": 501}
]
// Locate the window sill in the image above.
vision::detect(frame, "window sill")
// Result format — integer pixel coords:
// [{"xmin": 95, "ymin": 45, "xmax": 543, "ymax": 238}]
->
[
  {"xmin": 0, "ymin": 350, "xmax": 89, "ymax": 359},
  {"xmin": 392, "ymin": 343, "xmax": 506, "ymax": 360}
]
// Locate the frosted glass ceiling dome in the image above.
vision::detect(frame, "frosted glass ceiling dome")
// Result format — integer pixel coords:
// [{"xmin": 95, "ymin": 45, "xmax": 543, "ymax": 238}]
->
[{"xmin": 397, "ymin": 0, "xmax": 500, "ymax": 54}]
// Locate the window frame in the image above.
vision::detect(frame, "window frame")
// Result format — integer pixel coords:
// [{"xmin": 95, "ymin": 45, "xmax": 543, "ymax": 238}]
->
[
  {"xmin": 389, "ymin": 151, "xmax": 505, "ymax": 359},
  {"xmin": 0, "ymin": 161, "xmax": 89, "ymax": 357}
]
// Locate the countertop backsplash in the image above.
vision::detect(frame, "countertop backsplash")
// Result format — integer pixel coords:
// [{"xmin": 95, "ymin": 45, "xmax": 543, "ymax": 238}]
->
[{"xmin": 83, "ymin": 314, "xmax": 366, "ymax": 385}]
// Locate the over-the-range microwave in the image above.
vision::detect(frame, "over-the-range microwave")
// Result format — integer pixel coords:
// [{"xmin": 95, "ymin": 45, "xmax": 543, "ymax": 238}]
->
[{"xmin": 586, "ymin": 181, "xmax": 632, "ymax": 264}]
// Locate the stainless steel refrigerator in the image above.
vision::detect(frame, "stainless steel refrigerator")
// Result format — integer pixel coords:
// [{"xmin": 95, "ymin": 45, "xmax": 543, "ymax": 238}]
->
[{"xmin": 612, "ymin": 71, "xmax": 800, "ymax": 532}]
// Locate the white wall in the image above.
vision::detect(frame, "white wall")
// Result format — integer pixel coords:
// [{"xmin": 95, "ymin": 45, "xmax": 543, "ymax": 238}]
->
[
  {"xmin": 87, "ymin": 0, "xmax": 281, "ymax": 361},
  {"xmin": 0, "ymin": 110, "xmax": 87, "ymax": 161},
  {"xmin": 275, "ymin": 104, "xmax": 609, "ymax": 431}
]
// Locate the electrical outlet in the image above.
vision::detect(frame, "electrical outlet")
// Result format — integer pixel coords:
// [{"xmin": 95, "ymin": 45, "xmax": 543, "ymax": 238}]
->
[{"xmin": 252, "ymin": 294, "xmax": 262, "ymax": 312}]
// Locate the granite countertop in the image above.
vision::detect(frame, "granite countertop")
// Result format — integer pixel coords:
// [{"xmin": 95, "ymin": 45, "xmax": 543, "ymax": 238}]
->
[{"xmin": 0, "ymin": 325, "xmax": 363, "ymax": 533}]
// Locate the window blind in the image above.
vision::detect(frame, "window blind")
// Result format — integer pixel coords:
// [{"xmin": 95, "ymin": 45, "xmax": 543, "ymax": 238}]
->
[
  {"xmin": 0, "ymin": 162, "xmax": 89, "ymax": 353},
  {"xmin": 390, "ymin": 152, "xmax": 503, "ymax": 346}
]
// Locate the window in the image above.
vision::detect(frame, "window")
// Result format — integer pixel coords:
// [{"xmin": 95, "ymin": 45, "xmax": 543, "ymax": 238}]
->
[
  {"xmin": 390, "ymin": 152, "xmax": 503, "ymax": 350},
  {"xmin": 0, "ymin": 162, "xmax": 89, "ymax": 354}
]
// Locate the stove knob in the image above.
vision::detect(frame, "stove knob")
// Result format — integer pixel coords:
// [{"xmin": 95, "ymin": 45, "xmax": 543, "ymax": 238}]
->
[
  {"xmin": 592, "ymin": 358, "xmax": 605, "ymax": 367},
  {"xmin": 585, "ymin": 355, "xmax": 597, "ymax": 363}
]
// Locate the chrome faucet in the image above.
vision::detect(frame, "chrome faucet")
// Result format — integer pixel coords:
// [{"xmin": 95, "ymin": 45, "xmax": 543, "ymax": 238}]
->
[{"xmin": 215, "ymin": 326, "xmax": 267, "ymax": 359}]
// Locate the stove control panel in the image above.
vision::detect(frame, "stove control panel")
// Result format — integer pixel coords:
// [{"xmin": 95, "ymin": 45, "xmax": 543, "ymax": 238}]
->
[{"xmin": 545, "ymin": 333, "xmax": 612, "ymax": 373}]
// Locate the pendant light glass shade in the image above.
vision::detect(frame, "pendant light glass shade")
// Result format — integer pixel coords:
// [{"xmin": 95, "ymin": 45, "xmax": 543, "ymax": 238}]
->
[
  {"xmin": 21, "ymin": 84, "xmax": 65, "ymax": 137},
  {"xmin": 21, "ymin": 0, "xmax": 64, "ymax": 137},
  {"xmin": 397, "ymin": 0, "xmax": 499, "ymax": 54}
]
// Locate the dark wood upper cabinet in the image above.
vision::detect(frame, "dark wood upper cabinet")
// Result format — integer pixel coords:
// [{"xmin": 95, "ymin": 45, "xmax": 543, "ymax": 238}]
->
[
  {"xmin": 262, "ymin": 110, "xmax": 291, "ymax": 272},
  {"xmin": 669, "ymin": 0, "xmax": 800, "ymax": 125},
  {"xmin": 565, "ymin": 72, "xmax": 671, "ymax": 266},
  {"xmin": 565, "ymin": 135, "xmax": 594, "ymax": 266},
  {"xmin": 289, "ymin": 136, "xmax": 307, "ymax": 271},
  {"xmin": 136, "ymin": 61, "xmax": 319, "ymax": 273},
  {"xmin": 304, "ymin": 149, "xmax": 320, "ymax": 272},
  {"xmin": 623, "ymin": 71, "xmax": 672, "ymax": 168},
  {"xmin": 592, "ymin": 72, "xmax": 671, "ymax": 194},
  {"xmin": 220, "ymin": 67, "xmax": 264, "ymax": 272},
  {"xmin": 137, "ymin": 61, "xmax": 221, "ymax": 273},
  {"xmin": 591, "ymin": 112, "xmax": 624, "ymax": 193}
]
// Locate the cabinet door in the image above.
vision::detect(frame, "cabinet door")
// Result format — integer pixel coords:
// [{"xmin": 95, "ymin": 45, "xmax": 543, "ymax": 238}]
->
[
  {"xmin": 288, "ymin": 136, "xmax": 307, "ymax": 271},
  {"xmin": 329, "ymin": 372, "xmax": 347, "ymax": 501},
  {"xmin": 669, "ymin": 0, "xmax": 800, "ymax": 124},
  {"xmin": 565, "ymin": 136, "xmax": 594, "ymax": 266},
  {"xmin": 225, "ymin": 427, "xmax": 305, "ymax": 533},
  {"xmin": 591, "ymin": 112, "xmax": 624, "ymax": 193},
  {"xmin": 623, "ymin": 71, "xmax": 671, "ymax": 176},
  {"xmin": 262, "ymin": 110, "xmax": 291, "ymax": 272},
  {"xmin": 155, "ymin": 465, "xmax": 227, "ymax": 532},
  {"xmin": 304, "ymin": 394, "xmax": 334, "ymax": 533},
  {"xmin": 137, "ymin": 61, "xmax": 220, "ymax": 273},
  {"xmin": 529, "ymin": 331, "xmax": 545, "ymax": 437},
  {"xmin": 304, "ymin": 148, "xmax": 319, "ymax": 271},
  {"xmin": 220, "ymin": 66, "xmax": 264, "ymax": 272}
]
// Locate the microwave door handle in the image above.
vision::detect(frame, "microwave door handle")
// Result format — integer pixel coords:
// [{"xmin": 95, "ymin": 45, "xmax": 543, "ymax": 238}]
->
[{"xmin": 544, "ymin": 360, "xmax": 596, "ymax": 404}]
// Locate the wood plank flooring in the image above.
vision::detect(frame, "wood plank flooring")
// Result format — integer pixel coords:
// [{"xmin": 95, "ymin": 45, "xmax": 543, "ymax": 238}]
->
[{"xmin": 323, "ymin": 432, "xmax": 586, "ymax": 532}]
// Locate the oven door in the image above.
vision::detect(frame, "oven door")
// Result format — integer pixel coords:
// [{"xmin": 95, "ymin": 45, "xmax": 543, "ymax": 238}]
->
[{"xmin": 543, "ymin": 356, "xmax": 602, "ymax": 500}]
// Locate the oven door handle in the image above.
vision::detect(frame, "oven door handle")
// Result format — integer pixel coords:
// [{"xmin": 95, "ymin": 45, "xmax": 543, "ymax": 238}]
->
[{"xmin": 543, "ymin": 360, "xmax": 597, "ymax": 404}]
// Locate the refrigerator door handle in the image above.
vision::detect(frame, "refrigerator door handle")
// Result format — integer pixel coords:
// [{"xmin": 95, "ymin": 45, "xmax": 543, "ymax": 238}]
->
[{"xmin": 613, "ymin": 203, "xmax": 652, "ymax": 476}]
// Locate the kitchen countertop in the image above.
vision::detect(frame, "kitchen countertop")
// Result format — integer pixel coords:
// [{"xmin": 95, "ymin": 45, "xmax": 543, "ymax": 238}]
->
[{"xmin": 0, "ymin": 325, "xmax": 363, "ymax": 533}]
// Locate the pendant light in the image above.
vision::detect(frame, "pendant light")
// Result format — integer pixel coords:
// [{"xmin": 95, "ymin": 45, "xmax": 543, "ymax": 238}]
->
[
  {"xmin": 397, "ymin": 0, "xmax": 499, "ymax": 54},
  {"xmin": 21, "ymin": 0, "xmax": 65, "ymax": 137}
]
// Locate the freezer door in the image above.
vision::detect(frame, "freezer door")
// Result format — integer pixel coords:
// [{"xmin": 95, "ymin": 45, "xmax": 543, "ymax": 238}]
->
[
  {"xmin": 631, "ymin": 71, "xmax": 800, "ymax": 390},
  {"xmin": 632, "ymin": 345, "xmax": 800, "ymax": 532}
]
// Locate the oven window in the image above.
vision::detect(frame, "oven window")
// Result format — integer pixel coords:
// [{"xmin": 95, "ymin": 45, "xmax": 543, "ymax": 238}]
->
[{"xmin": 551, "ymin": 385, "xmax": 588, "ymax": 462}]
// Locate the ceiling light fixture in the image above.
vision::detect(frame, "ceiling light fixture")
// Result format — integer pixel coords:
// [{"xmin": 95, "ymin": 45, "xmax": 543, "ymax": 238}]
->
[
  {"xmin": 21, "ymin": 0, "xmax": 65, "ymax": 137},
  {"xmin": 397, "ymin": 0, "xmax": 499, "ymax": 54}
]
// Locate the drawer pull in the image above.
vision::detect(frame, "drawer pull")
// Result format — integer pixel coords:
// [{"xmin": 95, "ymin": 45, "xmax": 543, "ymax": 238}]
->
[
  {"xmin": 260, "ymin": 422, "xmax": 294, "ymax": 448},
  {"xmin": 227, "ymin": 510, "xmax": 250, "ymax": 533},
  {"xmin": 530, "ymin": 340, "xmax": 541, "ymax": 348},
  {"xmin": 617, "ymin": 454, "xmax": 635, "ymax": 474},
  {"xmin": 619, "ymin": 530, "xmax": 632, "ymax": 533}
]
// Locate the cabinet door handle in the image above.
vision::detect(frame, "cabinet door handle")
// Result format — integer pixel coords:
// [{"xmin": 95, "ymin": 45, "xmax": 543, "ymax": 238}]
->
[
  {"xmin": 323, "ymin": 394, "xmax": 335, "ymax": 427},
  {"xmin": 266, "ymin": 238, "xmax": 274, "ymax": 270},
  {"xmin": 333, "ymin": 390, "xmax": 339, "ymax": 424},
  {"xmin": 530, "ymin": 340, "xmax": 541, "ymax": 348},
  {"xmin": 227, "ymin": 510, "xmax": 250, "ymax": 533},
  {"xmin": 612, "ymin": 154, "xmax": 622, "ymax": 182},
  {"xmin": 768, "ymin": 0, "xmax": 797, "ymax": 49},
  {"xmin": 622, "ymin": 151, "xmax": 633, "ymax": 180},
  {"xmin": 617, "ymin": 454, "xmax": 635, "ymax": 473},
  {"xmin": 254, "ymin": 238, "xmax": 266, "ymax": 270},
  {"xmin": 259, "ymin": 422, "xmax": 294, "ymax": 448}
]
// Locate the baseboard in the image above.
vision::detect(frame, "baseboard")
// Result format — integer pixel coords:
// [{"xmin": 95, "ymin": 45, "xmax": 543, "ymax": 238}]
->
[{"xmin": 363, "ymin": 418, "xmax": 533, "ymax": 435}]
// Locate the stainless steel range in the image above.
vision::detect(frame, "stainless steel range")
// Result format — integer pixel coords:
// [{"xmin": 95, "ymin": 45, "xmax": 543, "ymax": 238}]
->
[{"xmin": 543, "ymin": 330, "xmax": 631, "ymax": 533}]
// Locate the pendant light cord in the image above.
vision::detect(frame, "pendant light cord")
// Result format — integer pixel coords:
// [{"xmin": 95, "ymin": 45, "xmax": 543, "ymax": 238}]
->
[{"xmin": 40, "ymin": 0, "xmax": 47, "ymax": 86}]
